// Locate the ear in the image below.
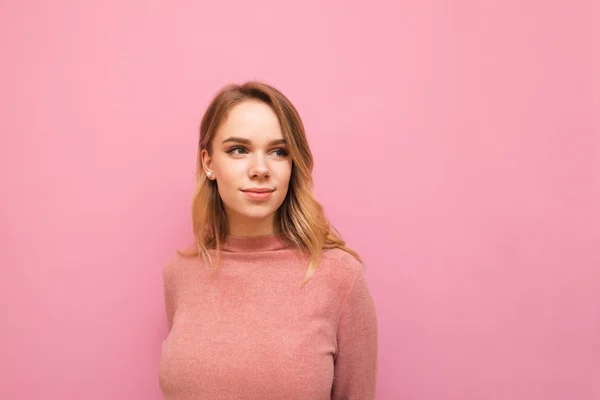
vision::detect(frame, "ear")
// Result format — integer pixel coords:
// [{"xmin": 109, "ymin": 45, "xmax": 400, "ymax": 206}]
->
[{"xmin": 200, "ymin": 148, "xmax": 213, "ymax": 172}]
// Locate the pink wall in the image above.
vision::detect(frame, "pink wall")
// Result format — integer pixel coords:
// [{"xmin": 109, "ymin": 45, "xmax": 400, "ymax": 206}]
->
[{"xmin": 1, "ymin": 0, "xmax": 599, "ymax": 398}]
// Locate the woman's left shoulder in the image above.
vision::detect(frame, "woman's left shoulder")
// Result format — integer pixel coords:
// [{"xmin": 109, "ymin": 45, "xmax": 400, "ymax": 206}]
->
[{"xmin": 319, "ymin": 248, "xmax": 365, "ymax": 280}]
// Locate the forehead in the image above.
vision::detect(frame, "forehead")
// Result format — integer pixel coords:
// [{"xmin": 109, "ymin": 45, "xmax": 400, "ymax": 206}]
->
[{"xmin": 216, "ymin": 100, "xmax": 282, "ymax": 141}]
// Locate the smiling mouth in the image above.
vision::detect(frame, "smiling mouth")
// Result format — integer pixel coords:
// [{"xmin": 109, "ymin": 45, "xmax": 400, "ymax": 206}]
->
[
  {"xmin": 241, "ymin": 190, "xmax": 274, "ymax": 201},
  {"xmin": 241, "ymin": 188, "xmax": 275, "ymax": 193}
]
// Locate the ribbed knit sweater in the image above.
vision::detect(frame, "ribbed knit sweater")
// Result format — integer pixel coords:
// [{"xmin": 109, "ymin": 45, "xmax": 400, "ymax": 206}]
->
[{"xmin": 158, "ymin": 233, "xmax": 378, "ymax": 399}]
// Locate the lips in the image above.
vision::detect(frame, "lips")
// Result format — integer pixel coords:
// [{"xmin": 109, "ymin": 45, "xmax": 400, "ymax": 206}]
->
[
  {"xmin": 241, "ymin": 188, "xmax": 274, "ymax": 201},
  {"xmin": 241, "ymin": 188, "xmax": 274, "ymax": 193}
]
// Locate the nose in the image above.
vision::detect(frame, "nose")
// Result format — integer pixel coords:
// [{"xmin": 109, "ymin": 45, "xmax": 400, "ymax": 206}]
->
[{"xmin": 248, "ymin": 152, "xmax": 270, "ymax": 179}]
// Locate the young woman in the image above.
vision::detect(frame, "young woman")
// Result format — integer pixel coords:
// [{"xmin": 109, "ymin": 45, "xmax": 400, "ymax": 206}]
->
[{"xmin": 158, "ymin": 81, "xmax": 378, "ymax": 399}]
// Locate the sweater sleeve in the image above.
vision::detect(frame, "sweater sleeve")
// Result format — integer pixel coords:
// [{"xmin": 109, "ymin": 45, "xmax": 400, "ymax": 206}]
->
[
  {"xmin": 162, "ymin": 262, "xmax": 176, "ymax": 333},
  {"xmin": 331, "ymin": 265, "xmax": 379, "ymax": 399}
]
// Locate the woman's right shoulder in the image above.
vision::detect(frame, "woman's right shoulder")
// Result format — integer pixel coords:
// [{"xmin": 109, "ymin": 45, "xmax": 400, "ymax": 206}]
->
[{"xmin": 163, "ymin": 242, "xmax": 199, "ymax": 274}]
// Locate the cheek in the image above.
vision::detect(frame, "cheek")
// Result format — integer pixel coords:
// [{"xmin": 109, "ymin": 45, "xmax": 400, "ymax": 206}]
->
[
  {"xmin": 276, "ymin": 161, "xmax": 293, "ymax": 180},
  {"xmin": 216, "ymin": 172, "xmax": 240, "ymax": 199},
  {"xmin": 284, "ymin": 169, "xmax": 293, "ymax": 188},
  {"xmin": 215, "ymin": 159, "xmax": 243, "ymax": 183}
]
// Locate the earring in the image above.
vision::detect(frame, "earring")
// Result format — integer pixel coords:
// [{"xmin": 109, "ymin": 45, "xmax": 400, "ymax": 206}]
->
[{"xmin": 206, "ymin": 170, "xmax": 213, "ymax": 178}]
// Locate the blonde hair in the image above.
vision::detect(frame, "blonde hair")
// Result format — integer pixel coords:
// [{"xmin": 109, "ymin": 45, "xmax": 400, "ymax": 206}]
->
[{"xmin": 178, "ymin": 81, "xmax": 363, "ymax": 285}]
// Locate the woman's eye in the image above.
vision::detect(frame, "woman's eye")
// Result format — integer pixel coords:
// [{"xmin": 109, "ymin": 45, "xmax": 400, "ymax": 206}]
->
[
  {"xmin": 226, "ymin": 146, "xmax": 288, "ymax": 157},
  {"xmin": 227, "ymin": 146, "xmax": 247, "ymax": 155}
]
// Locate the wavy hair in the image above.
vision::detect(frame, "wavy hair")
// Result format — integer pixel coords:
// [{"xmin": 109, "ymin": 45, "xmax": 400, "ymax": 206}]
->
[{"xmin": 178, "ymin": 81, "xmax": 362, "ymax": 285}]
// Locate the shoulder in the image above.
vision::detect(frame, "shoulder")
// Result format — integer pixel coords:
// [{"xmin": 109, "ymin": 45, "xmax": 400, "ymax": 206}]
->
[
  {"xmin": 163, "ymin": 242, "xmax": 199, "ymax": 279},
  {"xmin": 321, "ymin": 248, "xmax": 364, "ymax": 275},
  {"xmin": 317, "ymin": 248, "xmax": 365, "ymax": 292}
]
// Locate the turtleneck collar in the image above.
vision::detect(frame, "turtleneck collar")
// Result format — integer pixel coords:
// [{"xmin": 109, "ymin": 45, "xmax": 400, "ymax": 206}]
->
[{"xmin": 220, "ymin": 233, "xmax": 292, "ymax": 252}]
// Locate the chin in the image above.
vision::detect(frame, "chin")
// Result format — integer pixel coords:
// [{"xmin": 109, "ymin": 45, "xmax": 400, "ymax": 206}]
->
[{"xmin": 240, "ymin": 208, "xmax": 277, "ymax": 219}]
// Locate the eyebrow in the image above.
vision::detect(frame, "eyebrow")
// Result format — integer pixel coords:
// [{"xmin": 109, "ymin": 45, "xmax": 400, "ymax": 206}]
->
[{"xmin": 222, "ymin": 136, "xmax": 287, "ymax": 146}]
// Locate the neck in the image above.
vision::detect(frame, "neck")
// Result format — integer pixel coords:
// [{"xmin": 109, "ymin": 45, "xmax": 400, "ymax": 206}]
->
[
  {"xmin": 220, "ymin": 232, "xmax": 291, "ymax": 252},
  {"xmin": 225, "ymin": 208, "xmax": 280, "ymax": 238}
]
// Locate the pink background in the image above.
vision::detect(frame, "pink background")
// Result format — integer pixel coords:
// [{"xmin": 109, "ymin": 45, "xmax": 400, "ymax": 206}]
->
[{"xmin": 1, "ymin": 1, "xmax": 599, "ymax": 399}]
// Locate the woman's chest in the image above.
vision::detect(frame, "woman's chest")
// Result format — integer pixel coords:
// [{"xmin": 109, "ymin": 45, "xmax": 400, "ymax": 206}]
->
[{"xmin": 159, "ymin": 279, "xmax": 339, "ymax": 399}]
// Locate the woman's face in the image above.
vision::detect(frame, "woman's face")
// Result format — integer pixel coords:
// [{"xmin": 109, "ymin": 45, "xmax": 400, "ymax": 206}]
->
[{"xmin": 200, "ymin": 100, "xmax": 293, "ymax": 236}]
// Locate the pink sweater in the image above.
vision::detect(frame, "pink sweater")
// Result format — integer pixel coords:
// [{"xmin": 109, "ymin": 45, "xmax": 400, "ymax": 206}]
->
[{"xmin": 158, "ymin": 233, "xmax": 378, "ymax": 399}]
